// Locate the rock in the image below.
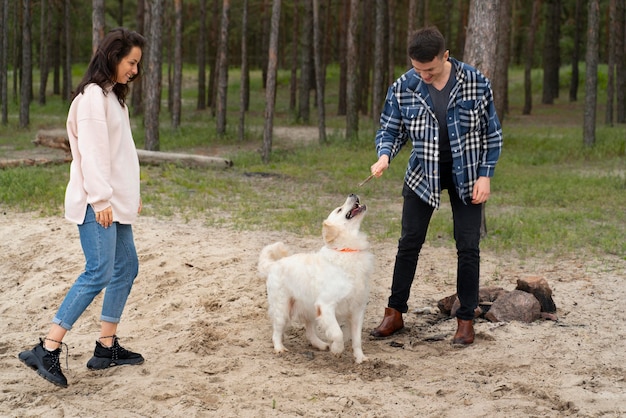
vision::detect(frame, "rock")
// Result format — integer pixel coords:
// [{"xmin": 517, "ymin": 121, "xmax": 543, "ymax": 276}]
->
[
  {"xmin": 437, "ymin": 294, "xmax": 457, "ymax": 316},
  {"xmin": 444, "ymin": 286, "xmax": 507, "ymax": 318},
  {"xmin": 515, "ymin": 276, "xmax": 557, "ymax": 313},
  {"xmin": 484, "ymin": 290, "xmax": 542, "ymax": 323}
]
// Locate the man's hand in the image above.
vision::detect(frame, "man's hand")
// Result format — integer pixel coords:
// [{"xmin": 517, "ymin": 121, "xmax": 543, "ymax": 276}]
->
[
  {"xmin": 370, "ymin": 155, "xmax": 390, "ymax": 177},
  {"xmin": 471, "ymin": 176, "xmax": 491, "ymax": 204}
]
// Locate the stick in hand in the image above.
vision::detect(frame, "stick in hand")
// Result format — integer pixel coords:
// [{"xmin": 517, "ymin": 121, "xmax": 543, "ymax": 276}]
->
[{"xmin": 358, "ymin": 174, "xmax": 375, "ymax": 187}]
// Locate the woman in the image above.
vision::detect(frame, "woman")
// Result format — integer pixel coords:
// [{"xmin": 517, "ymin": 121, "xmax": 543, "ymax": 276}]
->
[{"xmin": 19, "ymin": 28, "xmax": 147, "ymax": 388}]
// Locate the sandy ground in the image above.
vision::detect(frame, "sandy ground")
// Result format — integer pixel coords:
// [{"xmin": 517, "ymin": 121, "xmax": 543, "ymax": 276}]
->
[{"xmin": 1, "ymin": 210, "xmax": 625, "ymax": 418}]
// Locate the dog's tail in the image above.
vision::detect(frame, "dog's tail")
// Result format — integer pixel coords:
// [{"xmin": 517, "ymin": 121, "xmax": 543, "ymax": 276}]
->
[{"xmin": 257, "ymin": 242, "xmax": 291, "ymax": 279}]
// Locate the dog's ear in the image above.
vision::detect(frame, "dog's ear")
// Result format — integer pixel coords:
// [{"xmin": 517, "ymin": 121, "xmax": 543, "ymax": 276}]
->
[{"xmin": 322, "ymin": 221, "xmax": 340, "ymax": 244}]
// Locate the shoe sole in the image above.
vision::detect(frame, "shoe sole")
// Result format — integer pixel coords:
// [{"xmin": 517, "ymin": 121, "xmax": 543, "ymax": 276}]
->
[
  {"xmin": 86, "ymin": 356, "xmax": 145, "ymax": 370},
  {"xmin": 369, "ymin": 326, "xmax": 405, "ymax": 338},
  {"xmin": 18, "ymin": 351, "xmax": 68, "ymax": 388}
]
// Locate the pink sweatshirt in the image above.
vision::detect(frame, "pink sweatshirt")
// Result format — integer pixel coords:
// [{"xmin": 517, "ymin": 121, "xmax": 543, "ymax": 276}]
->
[{"xmin": 64, "ymin": 83, "xmax": 140, "ymax": 225}]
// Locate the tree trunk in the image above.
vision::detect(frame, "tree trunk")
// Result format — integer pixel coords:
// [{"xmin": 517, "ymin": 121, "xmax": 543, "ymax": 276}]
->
[
  {"xmin": 464, "ymin": 0, "xmax": 500, "ymax": 238},
  {"xmin": 357, "ymin": 1, "xmax": 370, "ymax": 116},
  {"xmin": 569, "ymin": 0, "xmax": 582, "ymax": 102},
  {"xmin": 312, "ymin": 0, "xmax": 326, "ymax": 143},
  {"xmin": 298, "ymin": 0, "xmax": 312, "ymax": 124},
  {"xmin": 606, "ymin": 0, "xmax": 616, "ymax": 126},
  {"xmin": 38, "ymin": 0, "xmax": 49, "ymax": 105},
  {"xmin": 464, "ymin": 0, "xmax": 498, "ymax": 77},
  {"xmin": 261, "ymin": 0, "xmax": 281, "ymax": 164},
  {"xmin": 387, "ymin": 0, "xmax": 396, "ymax": 85},
  {"xmin": 345, "ymin": 0, "xmax": 359, "ymax": 140},
  {"xmin": 407, "ymin": 0, "xmax": 416, "ymax": 69},
  {"xmin": 1, "ymin": 0, "xmax": 7, "ymax": 125},
  {"xmin": 196, "ymin": 0, "xmax": 207, "ymax": 110},
  {"xmin": 92, "ymin": 0, "xmax": 105, "ymax": 55},
  {"xmin": 337, "ymin": 0, "xmax": 348, "ymax": 116},
  {"xmin": 216, "ymin": 0, "xmax": 230, "ymax": 135},
  {"xmin": 455, "ymin": 0, "xmax": 469, "ymax": 61},
  {"xmin": 52, "ymin": 2, "xmax": 60, "ymax": 96},
  {"xmin": 144, "ymin": 0, "xmax": 163, "ymax": 151},
  {"xmin": 523, "ymin": 0, "xmax": 541, "ymax": 115},
  {"xmin": 11, "ymin": 1, "xmax": 18, "ymax": 105},
  {"xmin": 238, "ymin": 0, "xmax": 249, "ymax": 141},
  {"xmin": 259, "ymin": 0, "xmax": 269, "ymax": 89},
  {"xmin": 19, "ymin": 0, "xmax": 31, "ymax": 129},
  {"xmin": 493, "ymin": 0, "xmax": 512, "ymax": 121},
  {"xmin": 62, "ymin": 0, "xmax": 71, "ymax": 101},
  {"xmin": 583, "ymin": 0, "xmax": 599, "ymax": 147},
  {"xmin": 616, "ymin": 0, "xmax": 625, "ymax": 123},
  {"xmin": 372, "ymin": 0, "xmax": 386, "ymax": 127},
  {"xmin": 541, "ymin": 0, "xmax": 560, "ymax": 104},
  {"xmin": 131, "ymin": 0, "xmax": 145, "ymax": 115},
  {"xmin": 416, "ymin": 0, "xmax": 426, "ymax": 28},
  {"xmin": 117, "ymin": 0, "xmax": 124, "ymax": 25},
  {"xmin": 171, "ymin": 0, "xmax": 183, "ymax": 129},
  {"xmin": 288, "ymin": 0, "xmax": 298, "ymax": 112},
  {"xmin": 208, "ymin": 0, "xmax": 220, "ymax": 114},
  {"xmin": 444, "ymin": 0, "xmax": 453, "ymax": 43}
]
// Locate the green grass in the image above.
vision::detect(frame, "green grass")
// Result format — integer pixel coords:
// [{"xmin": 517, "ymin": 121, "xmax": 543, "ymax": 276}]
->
[{"xmin": 1, "ymin": 65, "xmax": 625, "ymax": 259}]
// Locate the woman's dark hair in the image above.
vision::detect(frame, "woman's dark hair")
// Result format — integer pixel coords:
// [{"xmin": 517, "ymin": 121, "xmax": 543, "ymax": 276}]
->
[
  {"xmin": 72, "ymin": 27, "xmax": 146, "ymax": 106},
  {"xmin": 407, "ymin": 26, "xmax": 446, "ymax": 63}
]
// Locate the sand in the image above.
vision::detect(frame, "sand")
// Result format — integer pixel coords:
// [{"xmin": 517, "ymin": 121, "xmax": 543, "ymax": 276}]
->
[{"xmin": 1, "ymin": 211, "xmax": 625, "ymax": 417}]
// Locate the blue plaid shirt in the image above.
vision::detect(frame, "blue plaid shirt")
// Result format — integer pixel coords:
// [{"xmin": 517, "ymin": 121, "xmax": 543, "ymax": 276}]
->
[{"xmin": 375, "ymin": 57, "xmax": 503, "ymax": 208}]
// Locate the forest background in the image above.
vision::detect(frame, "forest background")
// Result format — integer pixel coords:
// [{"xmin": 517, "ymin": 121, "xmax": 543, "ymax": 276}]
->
[
  {"xmin": 0, "ymin": 0, "xmax": 625, "ymax": 258},
  {"xmin": 2, "ymin": 0, "xmax": 626, "ymax": 143}
]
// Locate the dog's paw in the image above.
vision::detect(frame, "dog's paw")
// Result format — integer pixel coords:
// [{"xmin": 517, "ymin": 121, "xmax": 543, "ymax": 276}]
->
[
  {"xmin": 311, "ymin": 342, "xmax": 329, "ymax": 351},
  {"xmin": 354, "ymin": 354, "xmax": 369, "ymax": 364},
  {"xmin": 273, "ymin": 345, "xmax": 288, "ymax": 354},
  {"xmin": 330, "ymin": 341, "xmax": 344, "ymax": 355}
]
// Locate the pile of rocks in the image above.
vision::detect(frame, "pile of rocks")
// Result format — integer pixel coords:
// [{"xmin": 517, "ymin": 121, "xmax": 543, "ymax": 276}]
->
[{"xmin": 438, "ymin": 276, "xmax": 558, "ymax": 322}]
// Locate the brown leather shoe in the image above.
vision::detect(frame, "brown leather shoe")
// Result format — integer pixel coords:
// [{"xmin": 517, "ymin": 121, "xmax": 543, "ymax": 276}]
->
[
  {"xmin": 370, "ymin": 307, "xmax": 404, "ymax": 337},
  {"xmin": 452, "ymin": 318, "xmax": 475, "ymax": 345}
]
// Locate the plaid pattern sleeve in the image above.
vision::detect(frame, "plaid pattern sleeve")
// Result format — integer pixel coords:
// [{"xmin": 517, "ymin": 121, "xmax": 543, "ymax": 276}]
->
[{"xmin": 375, "ymin": 58, "xmax": 503, "ymax": 208}]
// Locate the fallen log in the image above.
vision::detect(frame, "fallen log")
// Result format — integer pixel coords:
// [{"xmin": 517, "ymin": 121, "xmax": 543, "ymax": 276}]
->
[
  {"xmin": 29, "ymin": 129, "xmax": 233, "ymax": 169},
  {"xmin": 0, "ymin": 157, "xmax": 68, "ymax": 169},
  {"xmin": 136, "ymin": 149, "xmax": 233, "ymax": 168},
  {"xmin": 32, "ymin": 129, "xmax": 71, "ymax": 153}
]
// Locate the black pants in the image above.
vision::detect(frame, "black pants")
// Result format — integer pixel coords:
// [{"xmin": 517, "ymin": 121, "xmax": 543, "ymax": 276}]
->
[{"xmin": 388, "ymin": 165, "xmax": 482, "ymax": 320}]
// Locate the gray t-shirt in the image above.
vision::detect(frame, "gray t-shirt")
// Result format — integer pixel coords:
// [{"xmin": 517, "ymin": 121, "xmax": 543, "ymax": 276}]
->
[{"xmin": 427, "ymin": 73, "xmax": 455, "ymax": 163}]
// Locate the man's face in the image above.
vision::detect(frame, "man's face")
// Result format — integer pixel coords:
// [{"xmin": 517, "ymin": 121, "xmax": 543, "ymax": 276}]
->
[{"xmin": 411, "ymin": 50, "xmax": 449, "ymax": 85}]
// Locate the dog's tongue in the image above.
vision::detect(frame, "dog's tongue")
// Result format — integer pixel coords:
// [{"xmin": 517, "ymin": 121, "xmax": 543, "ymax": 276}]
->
[{"xmin": 349, "ymin": 204, "xmax": 365, "ymax": 218}]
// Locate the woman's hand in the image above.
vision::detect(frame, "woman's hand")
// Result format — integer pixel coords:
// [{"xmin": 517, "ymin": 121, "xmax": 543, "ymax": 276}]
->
[{"xmin": 96, "ymin": 207, "xmax": 113, "ymax": 228}]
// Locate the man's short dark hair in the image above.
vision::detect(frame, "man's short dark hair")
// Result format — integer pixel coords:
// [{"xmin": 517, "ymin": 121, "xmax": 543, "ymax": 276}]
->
[{"xmin": 407, "ymin": 26, "xmax": 446, "ymax": 63}]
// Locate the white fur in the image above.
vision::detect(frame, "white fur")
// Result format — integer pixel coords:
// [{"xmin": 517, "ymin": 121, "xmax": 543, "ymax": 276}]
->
[{"xmin": 257, "ymin": 194, "xmax": 374, "ymax": 363}]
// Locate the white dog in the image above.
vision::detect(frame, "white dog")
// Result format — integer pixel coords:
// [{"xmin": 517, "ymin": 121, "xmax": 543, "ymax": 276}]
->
[{"xmin": 257, "ymin": 194, "xmax": 374, "ymax": 363}]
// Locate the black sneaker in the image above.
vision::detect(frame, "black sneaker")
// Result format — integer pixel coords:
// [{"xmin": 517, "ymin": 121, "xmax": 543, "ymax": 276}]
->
[
  {"xmin": 86, "ymin": 336, "xmax": 144, "ymax": 370},
  {"xmin": 18, "ymin": 338, "xmax": 68, "ymax": 388}
]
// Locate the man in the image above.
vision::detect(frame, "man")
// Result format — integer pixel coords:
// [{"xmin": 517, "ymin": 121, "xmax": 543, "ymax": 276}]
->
[{"xmin": 369, "ymin": 26, "xmax": 502, "ymax": 345}]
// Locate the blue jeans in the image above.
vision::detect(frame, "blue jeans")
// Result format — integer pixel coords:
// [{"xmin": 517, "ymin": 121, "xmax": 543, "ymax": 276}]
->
[
  {"xmin": 53, "ymin": 205, "xmax": 138, "ymax": 330},
  {"xmin": 388, "ymin": 165, "xmax": 482, "ymax": 320}
]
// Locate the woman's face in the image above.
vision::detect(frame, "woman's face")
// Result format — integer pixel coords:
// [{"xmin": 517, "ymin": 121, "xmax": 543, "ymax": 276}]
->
[{"xmin": 115, "ymin": 46, "xmax": 142, "ymax": 84}]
